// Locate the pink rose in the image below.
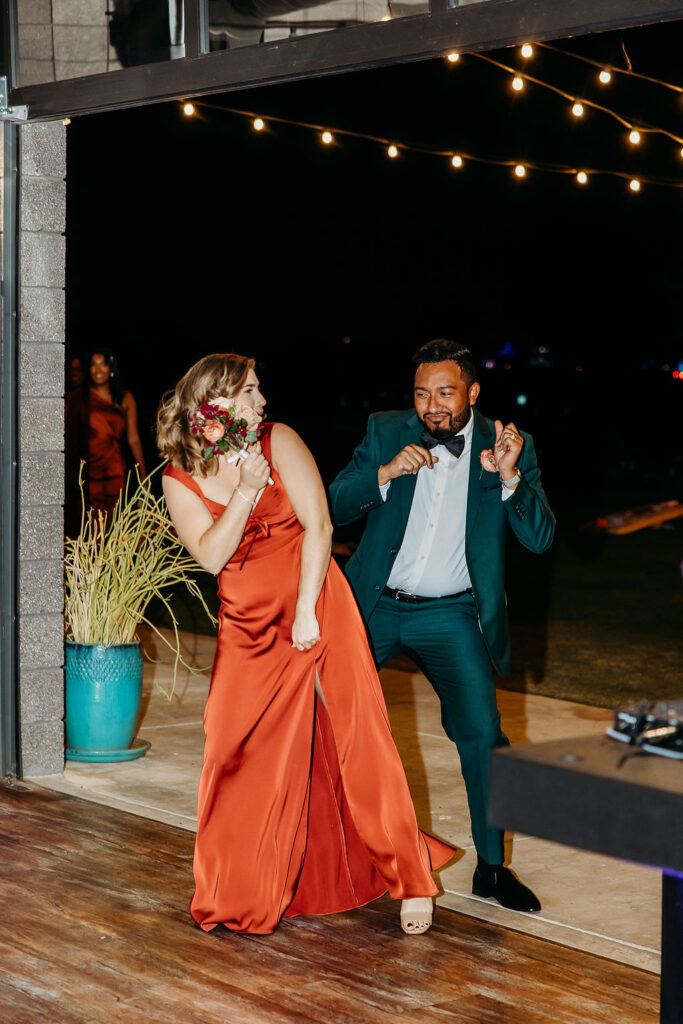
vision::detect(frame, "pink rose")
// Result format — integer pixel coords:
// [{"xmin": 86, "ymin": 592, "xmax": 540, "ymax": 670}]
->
[
  {"xmin": 233, "ymin": 403, "xmax": 262, "ymax": 431},
  {"xmin": 202, "ymin": 421, "xmax": 225, "ymax": 443},
  {"xmin": 480, "ymin": 449, "xmax": 498, "ymax": 473}
]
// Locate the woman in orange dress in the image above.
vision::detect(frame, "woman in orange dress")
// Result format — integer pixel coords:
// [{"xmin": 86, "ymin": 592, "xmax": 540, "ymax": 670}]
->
[
  {"xmin": 66, "ymin": 349, "xmax": 146, "ymax": 526},
  {"xmin": 156, "ymin": 353, "xmax": 454, "ymax": 936}
]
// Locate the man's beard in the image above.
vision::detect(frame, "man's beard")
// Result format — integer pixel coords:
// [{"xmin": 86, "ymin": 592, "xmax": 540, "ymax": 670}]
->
[{"xmin": 420, "ymin": 404, "xmax": 472, "ymax": 440}]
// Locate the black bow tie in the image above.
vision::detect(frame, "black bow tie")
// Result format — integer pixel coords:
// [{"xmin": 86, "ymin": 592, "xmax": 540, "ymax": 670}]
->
[{"xmin": 419, "ymin": 429, "xmax": 465, "ymax": 458}]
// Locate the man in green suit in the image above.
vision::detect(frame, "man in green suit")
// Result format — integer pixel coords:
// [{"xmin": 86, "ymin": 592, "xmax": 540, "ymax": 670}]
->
[{"xmin": 329, "ymin": 339, "xmax": 555, "ymax": 912}]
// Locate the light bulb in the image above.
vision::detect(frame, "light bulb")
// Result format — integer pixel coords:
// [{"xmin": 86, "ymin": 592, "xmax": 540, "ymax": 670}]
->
[
  {"xmin": 253, "ymin": 118, "xmax": 265, "ymax": 131},
  {"xmin": 387, "ymin": 145, "xmax": 399, "ymax": 158},
  {"xmin": 599, "ymin": 69, "xmax": 611, "ymax": 84},
  {"xmin": 629, "ymin": 178, "xmax": 641, "ymax": 192},
  {"xmin": 679, "ymin": 146, "xmax": 683, "ymax": 159},
  {"xmin": 321, "ymin": 131, "xmax": 334, "ymax": 145},
  {"xmin": 514, "ymin": 164, "xmax": 526, "ymax": 178},
  {"xmin": 446, "ymin": 52, "xmax": 460, "ymax": 63},
  {"xmin": 183, "ymin": 103, "xmax": 195, "ymax": 117},
  {"xmin": 512, "ymin": 76, "xmax": 524, "ymax": 92},
  {"xmin": 451, "ymin": 155, "xmax": 463, "ymax": 168},
  {"xmin": 576, "ymin": 171, "xmax": 588, "ymax": 184},
  {"xmin": 520, "ymin": 44, "xmax": 534, "ymax": 58},
  {"xmin": 572, "ymin": 102, "xmax": 584, "ymax": 118},
  {"xmin": 629, "ymin": 130, "xmax": 641, "ymax": 145},
  {"xmin": 62, "ymin": 117, "xmax": 71, "ymax": 126}
]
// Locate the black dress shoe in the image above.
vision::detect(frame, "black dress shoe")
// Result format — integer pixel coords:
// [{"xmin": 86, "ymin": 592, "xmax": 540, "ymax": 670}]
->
[{"xmin": 472, "ymin": 865, "xmax": 541, "ymax": 913}]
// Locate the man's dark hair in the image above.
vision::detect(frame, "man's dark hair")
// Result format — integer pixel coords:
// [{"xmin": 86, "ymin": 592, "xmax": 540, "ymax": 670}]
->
[{"xmin": 412, "ymin": 339, "xmax": 478, "ymax": 386}]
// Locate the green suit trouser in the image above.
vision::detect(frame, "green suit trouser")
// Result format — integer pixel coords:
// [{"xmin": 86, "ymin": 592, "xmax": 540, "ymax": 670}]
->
[{"xmin": 368, "ymin": 591, "xmax": 508, "ymax": 865}]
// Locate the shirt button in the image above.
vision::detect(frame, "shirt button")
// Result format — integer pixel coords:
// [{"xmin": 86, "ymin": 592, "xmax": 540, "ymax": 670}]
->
[
  {"xmin": 420, "ymin": 556, "xmax": 425, "ymax": 560},
  {"xmin": 429, "ymin": 523, "xmax": 434, "ymax": 528},
  {"xmin": 436, "ymin": 492, "xmax": 441, "ymax": 497}
]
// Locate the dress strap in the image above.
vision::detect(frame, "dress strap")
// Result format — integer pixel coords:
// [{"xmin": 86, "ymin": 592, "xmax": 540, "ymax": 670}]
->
[
  {"xmin": 162, "ymin": 462, "xmax": 206, "ymax": 500},
  {"xmin": 258, "ymin": 421, "xmax": 274, "ymax": 461}
]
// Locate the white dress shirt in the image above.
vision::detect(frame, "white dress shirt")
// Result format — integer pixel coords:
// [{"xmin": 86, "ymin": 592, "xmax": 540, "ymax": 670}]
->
[{"xmin": 382, "ymin": 415, "xmax": 513, "ymax": 598}]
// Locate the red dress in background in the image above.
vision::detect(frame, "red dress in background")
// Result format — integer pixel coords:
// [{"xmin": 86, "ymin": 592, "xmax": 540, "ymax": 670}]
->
[
  {"xmin": 163, "ymin": 423, "xmax": 454, "ymax": 935},
  {"xmin": 85, "ymin": 391, "xmax": 128, "ymax": 513}
]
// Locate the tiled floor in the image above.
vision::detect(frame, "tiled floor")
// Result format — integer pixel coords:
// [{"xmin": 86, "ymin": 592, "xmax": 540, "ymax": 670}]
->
[{"xmin": 34, "ymin": 628, "xmax": 661, "ymax": 974}]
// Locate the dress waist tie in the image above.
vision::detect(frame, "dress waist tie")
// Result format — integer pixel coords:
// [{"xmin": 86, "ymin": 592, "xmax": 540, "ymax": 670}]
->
[{"xmin": 239, "ymin": 517, "xmax": 270, "ymax": 570}]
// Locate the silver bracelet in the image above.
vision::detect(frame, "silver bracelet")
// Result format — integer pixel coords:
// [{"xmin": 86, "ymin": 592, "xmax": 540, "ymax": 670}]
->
[{"xmin": 235, "ymin": 487, "xmax": 256, "ymax": 507}]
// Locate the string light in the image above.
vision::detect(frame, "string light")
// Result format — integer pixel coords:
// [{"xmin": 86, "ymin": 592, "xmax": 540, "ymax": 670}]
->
[
  {"xmin": 183, "ymin": 103, "xmax": 195, "ymax": 117},
  {"xmin": 183, "ymin": 100, "xmax": 683, "ymax": 193},
  {"xmin": 446, "ymin": 52, "xmax": 460, "ymax": 63},
  {"xmin": 520, "ymin": 44, "xmax": 534, "ymax": 59},
  {"xmin": 537, "ymin": 41, "xmax": 683, "ymax": 97},
  {"xmin": 253, "ymin": 117, "xmax": 265, "ymax": 131},
  {"xmin": 628, "ymin": 129, "xmax": 641, "ymax": 145},
  {"xmin": 679, "ymin": 146, "xmax": 683, "ymax": 159},
  {"xmin": 387, "ymin": 144, "xmax": 399, "ymax": 158},
  {"xmin": 470, "ymin": 51, "xmax": 683, "ymax": 147},
  {"xmin": 512, "ymin": 76, "xmax": 525, "ymax": 92},
  {"xmin": 62, "ymin": 117, "xmax": 71, "ymax": 126},
  {"xmin": 599, "ymin": 69, "xmax": 612, "ymax": 85},
  {"xmin": 571, "ymin": 102, "xmax": 584, "ymax": 118}
]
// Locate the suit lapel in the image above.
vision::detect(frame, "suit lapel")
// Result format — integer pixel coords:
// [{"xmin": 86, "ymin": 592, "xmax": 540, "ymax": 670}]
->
[
  {"xmin": 466, "ymin": 408, "xmax": 496, "ymax": 542},
  {"xmin": 397, "ymin": 411, "xmax": 422, "ymax": 524}
]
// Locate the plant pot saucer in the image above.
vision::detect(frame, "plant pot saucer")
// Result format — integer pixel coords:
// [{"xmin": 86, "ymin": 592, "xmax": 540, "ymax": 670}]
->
[{"xmin": 65, "ymin": 738, "xmax": 151, "ymax": 763}]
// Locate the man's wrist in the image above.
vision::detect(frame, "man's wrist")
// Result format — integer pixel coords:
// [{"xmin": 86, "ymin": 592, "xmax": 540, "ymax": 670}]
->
[
  {"xmin": 378, "ymin": 465, "xmax": 392, "ymax": 488},
  {"xmin": 500, "ymin": 467, "xmax": 521, "ymax": 489}
]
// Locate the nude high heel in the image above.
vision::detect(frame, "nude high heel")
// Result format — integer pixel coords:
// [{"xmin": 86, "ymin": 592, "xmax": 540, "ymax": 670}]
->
[{"xmin": 400, "ymin": 897, "xmax": 434, "ymax": 935}]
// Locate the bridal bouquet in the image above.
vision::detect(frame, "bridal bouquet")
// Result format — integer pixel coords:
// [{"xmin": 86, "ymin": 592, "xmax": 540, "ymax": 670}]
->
[{"xmin": 189, "ymin": 398, "xmax": 274, "ymax": 482}]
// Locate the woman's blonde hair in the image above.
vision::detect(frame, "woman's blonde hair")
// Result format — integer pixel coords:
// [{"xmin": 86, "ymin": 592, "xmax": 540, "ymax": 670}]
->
[{"xmin": 156, "ymin": 353, "xmax": 255, "ymax": 477}]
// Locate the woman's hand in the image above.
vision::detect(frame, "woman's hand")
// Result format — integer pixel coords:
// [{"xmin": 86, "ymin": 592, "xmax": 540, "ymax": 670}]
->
[
  {"xmin": 291, "ymin": 606, "xmax": 321, "ymax": 652},
  {"xmin": 239, "ymin": 442, "xmax": 271, "ymax": 492}
]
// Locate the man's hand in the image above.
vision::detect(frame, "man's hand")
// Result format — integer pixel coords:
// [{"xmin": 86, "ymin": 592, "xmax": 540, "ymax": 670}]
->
[
  {"xmin": 378, "ymin": 445, "xmax": 438, "ymax": 487},
  {"xmin": 494, "ymin": 420, "xmax": 524, "ymax": 482}
]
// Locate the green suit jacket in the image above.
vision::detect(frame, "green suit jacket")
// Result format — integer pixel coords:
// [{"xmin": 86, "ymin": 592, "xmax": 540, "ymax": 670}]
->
[{"xmin": 329, "ymin": 408, "xmax": 555, "ymax": 677}]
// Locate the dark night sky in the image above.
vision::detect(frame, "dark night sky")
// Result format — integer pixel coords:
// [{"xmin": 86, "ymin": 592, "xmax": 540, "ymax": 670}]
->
[{"xmin": 65, "ymin": 19, "xmax": 683, "ymax": 516}]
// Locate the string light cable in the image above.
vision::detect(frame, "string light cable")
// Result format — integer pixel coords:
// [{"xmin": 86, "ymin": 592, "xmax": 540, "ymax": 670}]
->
[
  {"xmin": 466, "ymin": 51, "xmax": 683, "ymax": 147},
  {"xmin": 533, "ymin": 41, "xmax": 683, "ymax": 97},
  {"xmin": 180, "ymin": 98, "xmax": 683, "ymax": 191}
]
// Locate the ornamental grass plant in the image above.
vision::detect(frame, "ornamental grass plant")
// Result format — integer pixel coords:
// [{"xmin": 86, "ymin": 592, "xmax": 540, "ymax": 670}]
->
[{"xmin": 64, "ymin": 464, "xmax": 215, "ymax": 693}]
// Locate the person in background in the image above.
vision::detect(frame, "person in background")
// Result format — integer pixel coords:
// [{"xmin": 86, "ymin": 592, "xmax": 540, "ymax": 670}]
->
[
  {"xmin": 66, "ymin": 348, "xmax": 146, "ymax": 532},
  {"xmin": 330, "ymin": 338, "xmax": 555, "ymax": 913}
]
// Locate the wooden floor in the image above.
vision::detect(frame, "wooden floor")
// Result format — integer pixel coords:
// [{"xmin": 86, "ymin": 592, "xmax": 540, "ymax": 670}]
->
[{"xmin": 0, "ymin": 783, "xmax": 659, "ymax": 1024}]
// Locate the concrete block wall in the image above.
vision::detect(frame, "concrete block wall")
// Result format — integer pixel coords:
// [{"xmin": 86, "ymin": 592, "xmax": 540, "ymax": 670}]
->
[
  {"xmin": 18, "ymin": 122, "xmax": 67, "ymax": 776},
  {"xmin": 18, "ymin": 0, "xmax": 121, "ymax": 87}
]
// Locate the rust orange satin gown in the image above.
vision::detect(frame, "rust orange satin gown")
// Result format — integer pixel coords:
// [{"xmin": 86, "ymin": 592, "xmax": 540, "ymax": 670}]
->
[
  {"xmin": 86, "ymin": 390, "xmax": 128, "ymax": 513},
  {"xmin": 164, "ymin": 424, "xmax": 454, "ymax": 935}
]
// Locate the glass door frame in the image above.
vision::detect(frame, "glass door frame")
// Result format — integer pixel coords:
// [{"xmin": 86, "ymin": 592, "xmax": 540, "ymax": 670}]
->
[{"xmin": 1, "ymin": 0, "xmax": 682, "ymax": 775}]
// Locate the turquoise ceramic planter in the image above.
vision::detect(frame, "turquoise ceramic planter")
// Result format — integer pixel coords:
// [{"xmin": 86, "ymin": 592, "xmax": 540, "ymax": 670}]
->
[{"xmin": 64, "ymin": 641, "xmax": 149, "ymax": 762}]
